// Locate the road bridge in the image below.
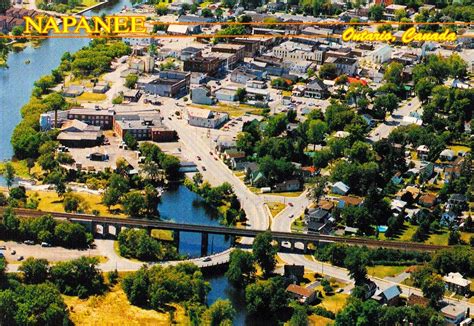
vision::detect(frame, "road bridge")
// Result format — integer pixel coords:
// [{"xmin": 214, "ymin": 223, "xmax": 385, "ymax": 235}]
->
[{"xmin": 3, "ymin": 208, "xmax": 448, "ymax": 256}]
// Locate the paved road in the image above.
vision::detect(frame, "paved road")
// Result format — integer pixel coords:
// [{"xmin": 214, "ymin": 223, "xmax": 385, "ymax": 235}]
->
[{"xmin": 369, "ymin": 97, "xmax": 421, "ymax": 142}]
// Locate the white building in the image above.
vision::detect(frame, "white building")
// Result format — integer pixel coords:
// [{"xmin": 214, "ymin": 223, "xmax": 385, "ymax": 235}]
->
[
  {"xmin": 187, "ymin": 107, "xmax": 229, "ymax": 129},
  {"xmin": 272, "ymin": 41, "xmax": 324, "ymax": 63},
  {"xmin": 369, "ymin": 44, "xmax": 392, "ymax": 64}
]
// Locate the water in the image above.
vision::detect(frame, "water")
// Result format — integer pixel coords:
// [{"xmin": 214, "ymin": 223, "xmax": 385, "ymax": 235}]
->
[
  {"xmin": 0, "ymin": 2, "xmax": 247, "ymax": 320},
  {"xmin": 157, "ymin": 185, "xmax": 231, "ymax": 257}
]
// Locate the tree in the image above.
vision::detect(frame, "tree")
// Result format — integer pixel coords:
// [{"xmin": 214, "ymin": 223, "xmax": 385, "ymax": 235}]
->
[
  {"xmin": 124, "ymin": 132, "xmax": 138, "ymax": 150},
  {"xmin": 369, "ymin": 4, "xmax": 384, "ymax": 21},
  {"xmin": 252, "ymin": 231, "xmax": 276, "ymax": 277},
  {"xmin": 308, "ymin": 176, "xmax": 328, "ymax": 203},
  {"xmin": 306, "ymin": 119, "xmax": 328, "ymax": 148},
  {"xmin": 0, "ymin": 0, "xmax": 11, "ymax": 13},
  {"xmin": 63, "ymin": 193, "xmax": 81, "ymax": 212},
  {"xmin": 102, "ymin": 187, "xmax": 122, "ymax": 209},
  {"xmin": 319, "ymin": 63, "xmax": 337, "ymax": 80},
  {"xmin": 373, "ymin": 93, "xmax": 399, "ymax": 119},
  {"xmin": 245, "ymin": 277, "xmax": 288, "ymax": 318},
  {"xmin": 448, "ymin": 230, "xmax": 462, "ymax": 245},
  {"xmin": 19, "ymin": 258, "xmax": 49, "ymax": 284},
  {"xmin": 123, "ymin": 192, "xmax": 147, "ymax": 217},
  {"xmin": 201, "ymin": 8, "xmax": 213, "ymax": 17},
  {"xmin": 125, "ymin": 74, "xmax": 138, "ymax": 89},
  {"xmin": 236, "ymin": 88, "xmax": 247, "ymax": 102},
  {"xmin": 415, "ymin": 77, "xmax": 437, "ymax": 103},
  {"xmin": 344, "ymin": 248, "xmax": 368, "ymax": 285},
  {"xmin": 289, "ymin": 305, "xmax": 308, "ymax": 326},
  {"xmin": 3, "ymin": 162, "xmax": 15, "ymax": 189},
  {"xmin": 202, "ymin": 299, "xmax": 235, "ymax": 326},
  {"xmin": 421, "ymin": 274, "xmax": 445, "ymax": 308},
  {"xmin": 225, "ymin": 249, "xmax": 255, "ymax": 287}
]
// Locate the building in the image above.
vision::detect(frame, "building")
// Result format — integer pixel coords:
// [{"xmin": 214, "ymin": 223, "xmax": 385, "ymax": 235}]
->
[
  {"xmin": 113, "ymin": 115, "xmax": 176, "ymax": 142},
  {"xmin": 215, "ymin": 88, "xmax": 238, "ymax": 102},
  {"xmin": 272, "ymin": 41, "xmax": 324, "ymax": 64},
  {"xmin": 231, "ymin": 38, "xmax": 261, "ymax": 57},
  {"xmin": 338, "ymin": 196, "xmax": 364, "ymax": 209},
  {"xmin": 123, "ymin": 89, "xmax": 141, "ymax": 102},
  {"xmin": 191, "ymin": 86, "xmax": 214, "ymax": 105},
  {"xmin": 372, "ymin": 285, "xmax": 402, "ymax": 306},
  {"xmin": 230, "ymin": 66, "xmax": 266, "ymax": 84},
  {"xmin": 179, "ymin": 47, "xmax": 202, "ymax": 61},
  {"xmin": 441, "ymin": 304, "xmax": 467, "ymax": 325},
  {"xmin": 139, "ymin": 70, "xmax": 191, "ymax": 98},
  {"xmin": 406, "ymin": 294, "xmax": 429, "ymax": 307},
  {"xmin": 286, "ymin": 284, "xmax": 318, "ymax": 304},
  {"xmin": 332, "ymin": 181, "xmax": 350, "ymax": 195},
  {"xmin": 183, "ymin": 56, "xmax": 224, "ymax": 76},
  {"xmin": 416, "ymin": 145, "xmax": 430, "ymax": 160},
  {"xmin": 306, "ymin": 208, "xmax": 330, "ymax": 233},
  {"xmin": 67, "ymin": 107, "xmax": 115, "ymax": 129},
  {"xmin": 187, "ymin": 107, "xmax": 229, "ymax": 129},
  {"xmin": 211, "ymin": 44, "xmax": 245, "ymax": 70},
  {"xmin": 93, "ymin": 82, "xmax": 110, "ymax": 94},
  {"xmin": 326, "ymin": 57, "xmax": 358, "ymax": 76},
  {"xmin": 274, "ymin": 179, "xmax": 301, "ymax": 192},
  {"xmin": 369, "ymin": 44, "xmax": 392, "ymax": 64},
  {"xmin": 304, "ymin": 79, "xmax": 329, "ymax": 99},
  {"xmin": 418, "ymin": 193, "xmax": 437, "ymax": 208},
  {"xmin": 123, "ymin": 37, "xmax": 157, "ymax": 46},
  {"xmin": 57, "ymin": 120, "xmax": 103, "ymax": 148},
  {"xmin": 443, "ymin": 273, "xmax": 472, "ymax": 295}
]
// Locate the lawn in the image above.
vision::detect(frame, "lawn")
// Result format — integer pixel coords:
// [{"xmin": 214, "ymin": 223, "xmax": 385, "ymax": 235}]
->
[
  {"xmin": 379, "ymin": 222, "xmax": 416, "ymax": 241},
  {"xmin": 367, "ymin": 265, "xmax": 409, "ymax": 279},
  {"xmin": 27, "ymin": 190, "xmax": 124, "ymax": 217},
  {"xmin": 63, "ymin": 285, "xmax": 188, "ymax": 325},
  {"xmin": 308, "ymin": 314, "xmax": 333, "ymax": 326},
  {"xmin": 199, "ymin": 0, "xmax": 212, "ymax": 7},
  {"xmin": 317, "ymin": 293, "xmax": 348, "ymax": 314},
  {"xmin": 75, "ymin": 92, "xmax": 107, "ymax": 102},
  {"xmin": 425, "ymin": 231, "xmax": 449, "ymax": 246},
  {"xmin": 0, "ymin": 160, "xmax": 31, "ymax": 179},
  {"xmin": 271, "ymin": 191, "xmax": 304, "ymax": 198},
  {"xmin": 291, "ymin": 216, "xmax": 305, "ymax": 233},
  {"xmin": 192, "ymin": 103, "xmax": 262, "ymax": 118},
  {"xmin": 267, "ymin": 202, "xmax": 286, "ymax": 217},
  {"xmin": 151, "ymin": 229, "xmax": 174, "ymax": 242}
]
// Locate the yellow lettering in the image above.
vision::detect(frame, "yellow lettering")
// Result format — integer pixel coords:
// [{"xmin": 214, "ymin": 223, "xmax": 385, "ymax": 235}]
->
[
  {"xmin": 42, "ymin": 17, "xmax": 61, "ymax": 34},
  {"xmin": 130, "ymin": 17, "xmax": 146, "ymax": 33},
  {"xmin": 61, "ymin": 16, "xmax": 77, "ymax": 33},
  {"xmin": 92, "ymin": 16, "xmax": 111, "ymax": 33},
  {"xmin": 402, "ymin": 27, "xmax": 416, "ymax": 43},
  {"xmin": 24, "ymin": 16, "xmax": 44, "ymax": 34},
  {"xmin": 112, "ymin": 17, "xmax": 130, "ymax": 33},
  {"xmin": 74, "ymin": 17, "xmax": 92, "ymax": 33},
  {"xmin": 342, "ymin": 27, "xmax": 355, "ymax": 42}
]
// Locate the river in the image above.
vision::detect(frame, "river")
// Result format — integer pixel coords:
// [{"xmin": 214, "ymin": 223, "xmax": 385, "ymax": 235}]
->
[{"xmin": 0, "ymin": 2, "xmax": 248, "ymax": 322}]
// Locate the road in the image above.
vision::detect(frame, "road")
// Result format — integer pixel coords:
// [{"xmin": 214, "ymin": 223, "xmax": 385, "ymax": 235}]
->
[
  {"xmin": 369, "ymin": 97, "xmax": 421, "ymax": 142},
  {"xmin": 159, "ymin": 99, "xmax": 270, "ymax": 237}
]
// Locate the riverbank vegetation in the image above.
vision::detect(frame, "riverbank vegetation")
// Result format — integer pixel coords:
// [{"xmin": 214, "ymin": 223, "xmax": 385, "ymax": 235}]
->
[
  {"xmin": 117, "ymin": 228, "xmax": 180, "ymax": 262},
  {"xmin": 36, "ymin": 0, "xmax": 102, "ymax": 14},
  {"xmin": 1, "ymin": 208, "xmax": 93, "ymax": 248},
  {"xmin": 184, "ymin": 174, "xmax": 246, "ymax": 226}
]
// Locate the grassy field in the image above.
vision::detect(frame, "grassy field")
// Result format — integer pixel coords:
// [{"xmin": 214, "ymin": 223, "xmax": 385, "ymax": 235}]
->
[
  {"xmin": 291, "ymin": 216, "xmax": 305, "ymax": 233},
  {"xmin": 192, "ymin": 103, "xmax": 262, "ymax": 118},
  {"xmin": 63, "ymin": 285, "xmax": 188, "ymax": 325},
  {"xmin": 317, "ymin": 293, "xmax": 348, "ymax": 314},
  {"xmin": 27, "ymin": 190, "xmax": 124, "ymax": 217},
  {"xmin": 75, "ymin": 92, "xmax": 107, "ymax": 102},
  {"xmin": 267, "ymin": 202, "xmax": 286, "ymax": 217},
  {"xmin": 367, "ymin": 265, "xmax": 408, "ymax": 278},
  {"xmin": 0, "ymin": 160, "xmax": 31, "ymax": 179},
  {"xmin": 308, "ymin": 314, "xmax": 333, "ymax": 326},
  {"xmin": 151, "ymin": 229, "xmax": 174, "ymax": 242}
]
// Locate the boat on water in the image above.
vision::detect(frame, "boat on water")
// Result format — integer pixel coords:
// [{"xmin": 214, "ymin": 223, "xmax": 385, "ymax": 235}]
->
[{"xmin": 24, "ymin": 60, "xmax": 30, "ymax": 64}]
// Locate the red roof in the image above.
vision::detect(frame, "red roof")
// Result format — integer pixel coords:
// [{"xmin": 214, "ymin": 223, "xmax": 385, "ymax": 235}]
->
[
  {"xmin": 375, "ymin": 0, "xmax": 393, "ymax": 5},
  {"xmin": 347, "ymin": 77, "xmax": 367, "ymax": 86}
]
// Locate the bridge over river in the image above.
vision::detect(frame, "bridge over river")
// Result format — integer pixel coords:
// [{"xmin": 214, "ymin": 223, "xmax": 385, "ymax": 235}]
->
[{"xmin": 3, "ymin": 208, "xmax": 448, "ymax": 257}]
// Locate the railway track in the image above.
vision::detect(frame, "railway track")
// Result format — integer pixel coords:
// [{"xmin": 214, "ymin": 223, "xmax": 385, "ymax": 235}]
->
[{"xmin": 1, "ymin": 208, "xmax": 449, "ymax": 251}]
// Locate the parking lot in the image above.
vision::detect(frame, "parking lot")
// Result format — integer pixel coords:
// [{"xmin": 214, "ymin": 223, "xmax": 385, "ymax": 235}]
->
[{"xmin": 0, "ymin": 241, "xmax": 102, "ymax": 265}]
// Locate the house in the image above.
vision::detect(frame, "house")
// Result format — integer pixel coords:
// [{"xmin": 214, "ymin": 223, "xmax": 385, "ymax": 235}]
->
[
  {"xmin": 326, "ymin": 57, "xmax": 358, "ymax": 76},
  {"xmin": 416, "ymin": 145, "xmax": 430, "ymax": 160},
  {"xmin": 396, "ymin": 186, "xmax": 421, "ymax": 203},
  {"xmin": 187, "ymin": 107, "xmax": 229, "ymax": 129},
  {"xmin": 274, "ymin": 179, "xmax": 301, "ymax": 192},
  {"xmin": 222, "ymin": 149, "xmax": 246, "ymax": 161},
  {"xmin": 441, "ymin": 304, "xmax": 467, "ymax": 326},
  {"xmin": 306, "ymin": 208, "xmax": 330, "ymax": 233},
  {"xmin": 372, "ymin": 285, "xmax": 402, "ymax": 306},
  {"xmin": 138, "ymin": 70, "xmax": 191, "ymax": 98},
  {"xmin": 215, "ymin": 88, "xmax": 238, "ymax": 102},
  {"xmin": 123, "ymin": 89, "xmax": 141, "ymax": 102},
  {"xmin": 179, "ymin": 47, "xmax": 202, "ymax": 60},
  {"xmin": 441, "ymin": 211, "xmax": 457, "ymax": 227},
  {"xmin": 191, "ymin": 86, "xmax": 214, "ymax": 105},
  {"xmin": 445, "ymin": 165, "xmax": 462, "ymax": 183},
  {"xmin": 286, "ymin": 284, "xmax": 318, "ymax": 304},
  {"xmin": 390, "ymin": 172, "xmax": 403, "ymax": 185},
  {"xmin": 344, "ymin": 226, "xmax": 359, "ymax": 235},
  {"xmin": 337, "ymin": 196, "xmax": 364, "ymax": 209},
  {"xmin": 391, "ymin": 199, "xmax": 408, "ymax": 215},
  {"xmin": 443, "ymin": 272, "xmax": 471, "ymax": 295},
  {"xmin": 92, "ymin": 82, "xmax": 110, "ymax": 94},
  {"xmin": 230, "ymin": 66, "xmax": 266, "ymax": 84},
  {"xmin": 440, "ymin": 149, "xmax": 456, "ymax": 161},
  {"xmin": 448, "ymin": 194, "xmax": 468, "ymax": 209},
  {"xmin": 419, "ymin": 193, "xmax": 437, "ymax": 208},
  {"xmin": 304, "ymin": 79, "xmax": 329, "ymax": 99},
  {"xmin": 332, "ymin": 181, "xmax": 350, "ymax": 195},
  {"xmin": 62, "ymin": 85, "xmax": 84, "ymax": 97},
  {"xmin": 301, "ymin": 166, "xmax": 319, "ymax": 179},
  {"xmin": 284, "ymin": 264, "xmax": 305, "ymax": 282},
  {"xmin": 230, "ymin": 157, "xmax": 248, "ymax": 171}
]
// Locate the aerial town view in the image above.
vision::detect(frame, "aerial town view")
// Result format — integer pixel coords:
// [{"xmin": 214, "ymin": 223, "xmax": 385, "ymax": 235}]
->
[{"xmin": 0, "ymin": 0, "xmax": 473, "ymax": 323}]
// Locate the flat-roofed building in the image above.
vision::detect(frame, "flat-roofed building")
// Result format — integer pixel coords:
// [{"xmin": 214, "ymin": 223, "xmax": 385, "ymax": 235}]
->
[
  {"xmin": 186, "ymin": 107, "xmax": 229, "ymax": 129},
  {"xmin": 67, "ymin": 107, "xmax": 115, "ymax": 129}
]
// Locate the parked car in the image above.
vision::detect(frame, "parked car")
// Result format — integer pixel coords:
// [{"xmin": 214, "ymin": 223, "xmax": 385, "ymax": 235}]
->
[
  {"xmin": 17, "ymin": 256, "xmax": 24, "ymax": 261},
  {"xmin": 23, "ymin": 240, "xmax": 34, "ymax": 245},
  {"xmin": 288, "ymin": 203, "xmax": 294, "ymax": 207},
  {"xmin": 197, "ymin": 156, "xmax": 201, "ymax": 161},
  {"xmin": 202, "ymin": 166, "xmax": 206, "ymax": 171},
  {"xmin": 0, "ymin": 246, "xmax": 5, "ymax": 250},
  {"xmin": 10, "ymin": 250, "xmax": 15, "ymax": 255},
  {"xmin": 202, "ymin": 257, "xmax": 212, "ymax": 262},
  {"xmin": 41, "ymin": 242, "xmax": 51, "ymax": 247}
]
